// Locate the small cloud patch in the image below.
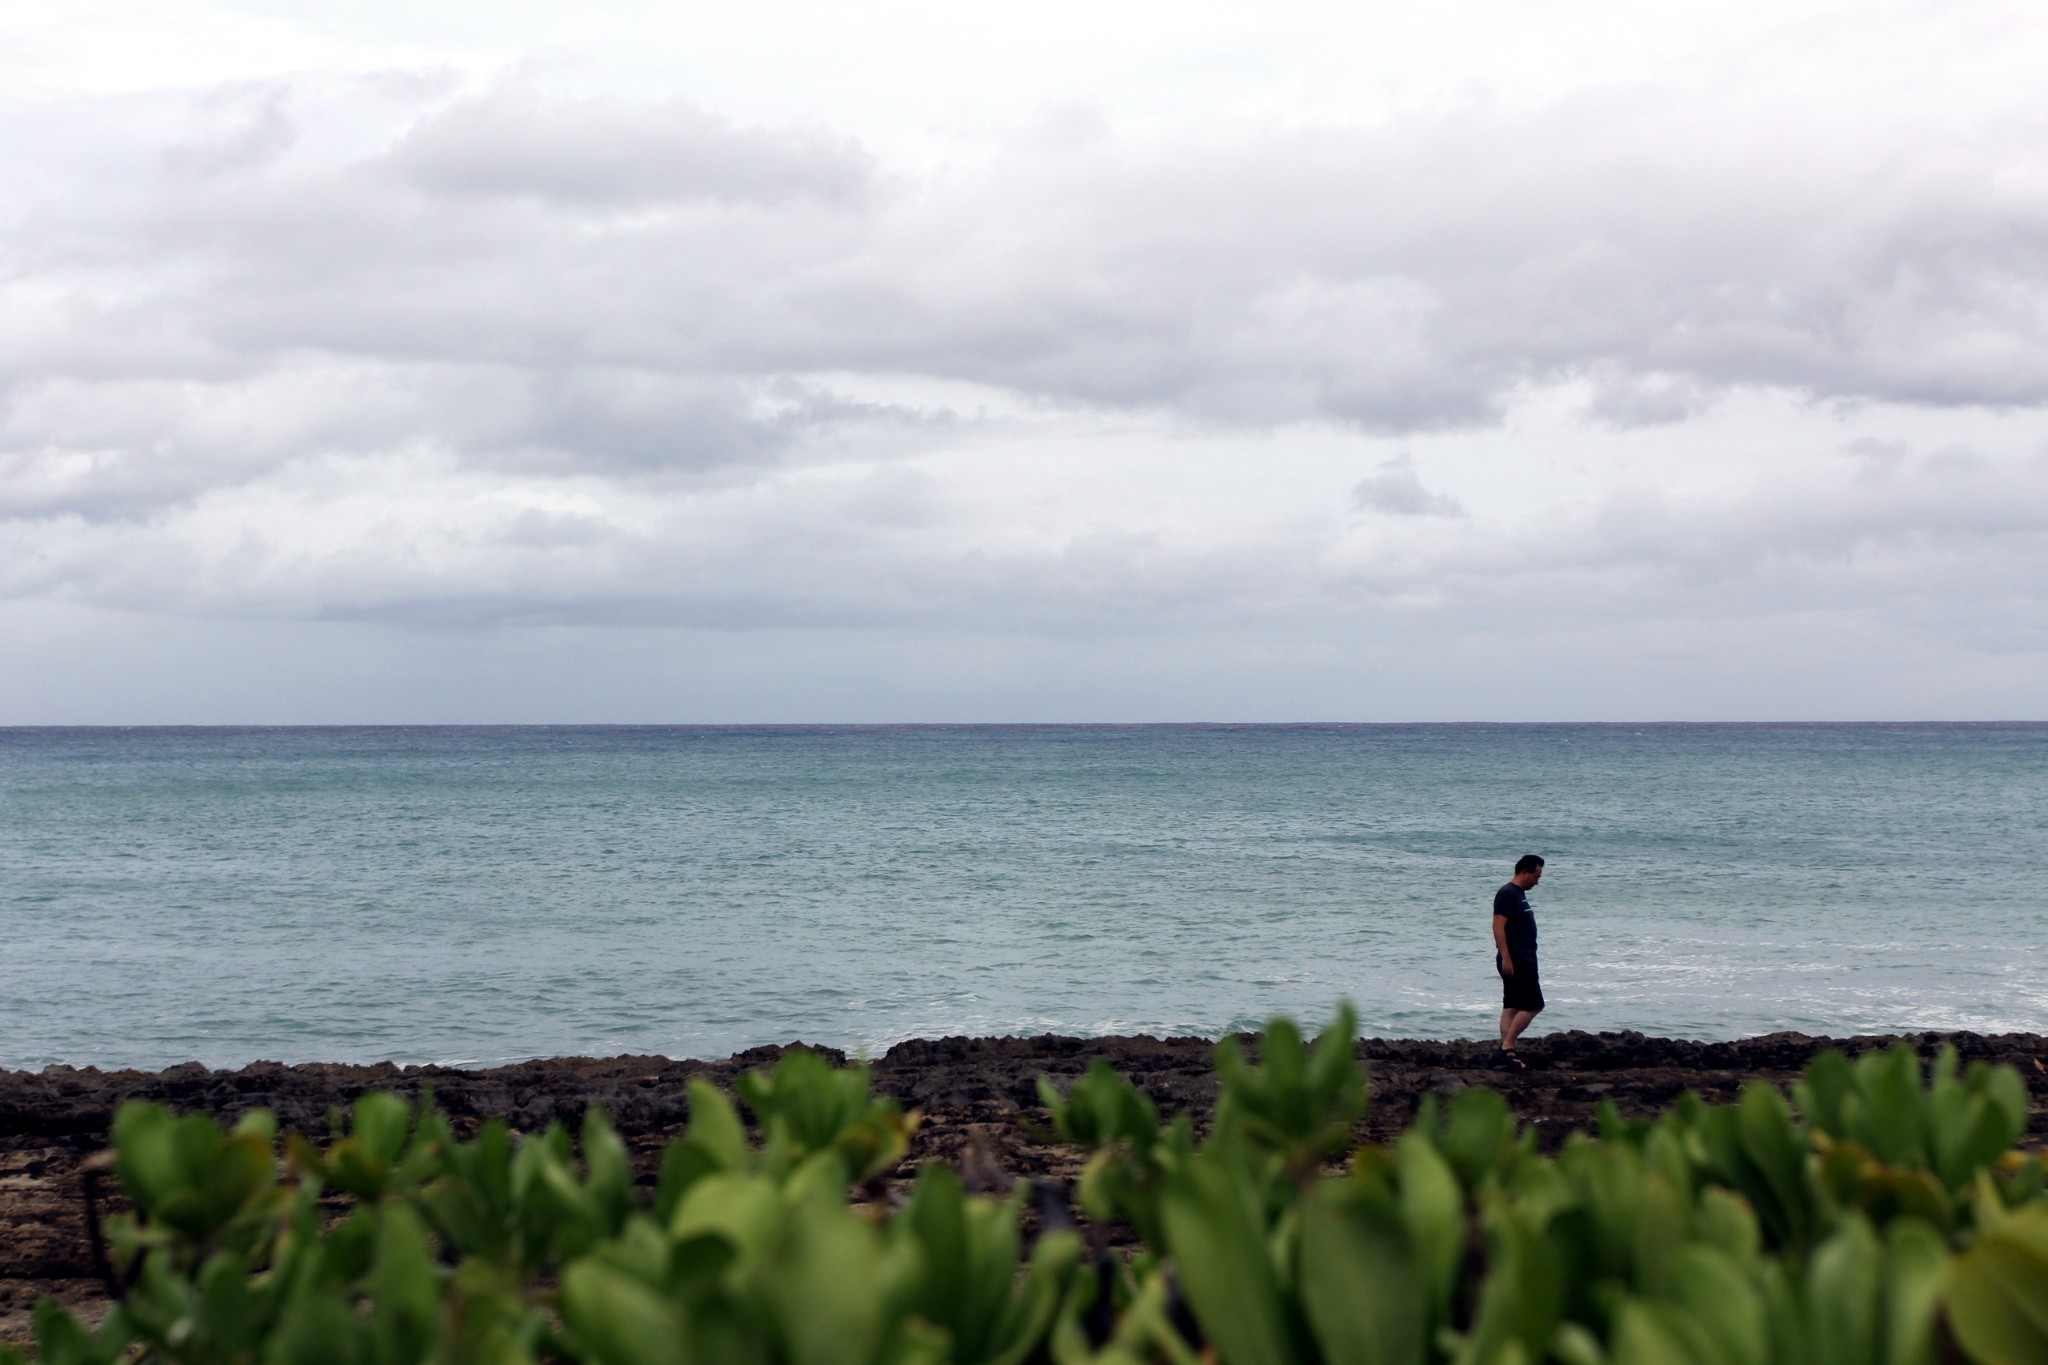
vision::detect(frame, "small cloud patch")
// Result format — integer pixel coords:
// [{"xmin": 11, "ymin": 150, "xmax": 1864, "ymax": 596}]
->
[{"xmin": 1352, "ymin": 455, "xmax": 1466, "ymax": 518}]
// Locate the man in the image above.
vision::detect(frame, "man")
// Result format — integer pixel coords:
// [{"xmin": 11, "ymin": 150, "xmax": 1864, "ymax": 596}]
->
[{"xmin": 1492, "ymin": 854, "xmax": 1545, "ymax": 1069}]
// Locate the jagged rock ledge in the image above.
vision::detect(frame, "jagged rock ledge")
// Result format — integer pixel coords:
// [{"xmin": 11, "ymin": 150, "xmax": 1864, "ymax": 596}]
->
[{"xmin": 5, "ymin": 1028, "xmax": 2044, "ymax": 1140}]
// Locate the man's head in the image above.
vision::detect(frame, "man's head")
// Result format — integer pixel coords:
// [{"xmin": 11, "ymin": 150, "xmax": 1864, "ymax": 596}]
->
[{"xmin": 1512, "ymin": 853, "xmax": 1545, "ymax": 888}]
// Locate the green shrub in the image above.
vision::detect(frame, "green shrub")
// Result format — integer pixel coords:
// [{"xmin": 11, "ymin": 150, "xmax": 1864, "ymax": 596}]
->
[{"xmin": 13, "ymin": 1019, "xmax": 2045, "ymax": 1364}]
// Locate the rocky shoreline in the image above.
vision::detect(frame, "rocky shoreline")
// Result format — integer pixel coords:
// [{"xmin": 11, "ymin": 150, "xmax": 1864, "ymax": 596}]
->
[{"xmin": 3, "ymin": 1028, "xmax": 2044, "ymax": 1339}]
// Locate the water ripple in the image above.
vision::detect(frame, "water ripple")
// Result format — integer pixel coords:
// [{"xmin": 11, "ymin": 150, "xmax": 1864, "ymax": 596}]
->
[{"xmin": 0, "ymin": 723, "xmax": 2043, "ymax": 1069}]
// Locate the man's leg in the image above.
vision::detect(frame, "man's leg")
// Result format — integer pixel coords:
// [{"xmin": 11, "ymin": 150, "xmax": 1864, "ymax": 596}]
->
[{"xmin": 1503, "ymin": 1008, "xmax": 1540, "ymax": 1048}]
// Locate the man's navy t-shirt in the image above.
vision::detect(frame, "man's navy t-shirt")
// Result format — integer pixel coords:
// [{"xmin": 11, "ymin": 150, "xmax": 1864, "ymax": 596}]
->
[{"xmin": 1493, "ymin": 882, "xmax": 1537, "ymax": 962}]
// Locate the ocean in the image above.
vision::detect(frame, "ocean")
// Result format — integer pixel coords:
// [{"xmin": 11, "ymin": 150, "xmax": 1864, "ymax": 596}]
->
[{"xmin": 1, "ymin": 724, "xmax": 2042, "ymax": 1071}]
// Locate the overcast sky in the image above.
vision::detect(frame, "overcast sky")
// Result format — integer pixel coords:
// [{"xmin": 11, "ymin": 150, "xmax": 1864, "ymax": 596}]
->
[{"xmin": 2, "ymin": 0, "xmax": 2045, "ymax": 721}]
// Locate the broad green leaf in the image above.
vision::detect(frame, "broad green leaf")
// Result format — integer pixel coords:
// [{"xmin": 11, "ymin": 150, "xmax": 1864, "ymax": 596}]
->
[
  {"xmin": 1662, "ymin": 1246, "xmax": 1767, "ymax": 1365},
  {"xmin": 897, "ymin": 1163, "xmax": 1035, "ymax": 1363},
  {"xmin": 33, "ymin": 1299, "xmax": 125, "ymax": 1365},
  {"xmin": 560, "ymin": 1261, "xmax": 689, "ymax": 1365},
  {"xmin": 1044, "ymin": 1059, "xmax": 1161, "ymax": 1151},
  {"xmin": 194, "ymin": 1252, "xmax": 260, "ymax": 1359},
  {"xmin": 582, "ymin": 1109, "xmax": 636, "ymax": 1234},
  {"xmin": 1456, "ymin": 1201, "xmax": 1560, "ymax": 1365},
  {"xmin": 1159, "ymin": 1151, "xmax": 1300, "ymax": 1365},
  {"xmin": 671, "ymin": 1172, "xmax": 780, "ymax": 1265},
  {"xmin": 1436, "ymin": 1088, "xmax": 1520, "ymax": 1193},
  {"xmin": 1945, "ymin": 1202, "xmax": 2048, "ymax": 1365},
  {"xmin": 763, "ymin": 1198, "xmax": 892, "ymax": 1365},
  {"xmin": 1607, "ymin": 1301, "xmax": 1708, "ymax": 1365},
  {"xmin": 688, "ymin": 1080, "xmax": 749, "ymax": 1168},
  {"xmin": 1882, "ymin": 1217, "xmax": 1945, "ymax": 1365},
  {"xmin": 200, "ymin": 1133, "xmax": 277, "ymax": 1229},
  {"xmin": 1856, "ymin": 1047, "xmax": 1927, "ymax": 1169},
  {"xmin": 370, "ymin": 1203, "xmax": 440, "ymax": 1365},
  {"xmin": 263, "ymin": 1286, "xmax": 362, "ymax": 1365},
  {"xmin": 1393, "ymin": 1132, "xmax": 1464, "ymax": 1323},
  {"xmin": 1298, "ymin": 1181, "xmax": 1423, "ymax": 1365},
  {"xmin": 1695, "ymin": 1187, "xmax": 1761, "ymax": 1262},
  {"xmin": 1734, "ymin": 1085, "xmax": 1816, "ymax": 1249},
  {"xmin": 1795, "ymin": 1052, "xmax": 1856, "ymax": 1141},
  {"xmin": 985, "ymin": 1229, "xmax": 1085, "ymax": 1365},
  {"xmin": 1804, "ymin": 1217, "xmax": 1881, "ymax": 1365},
  {"xmin": 111, "ymin": 1103, "xmax": 183, "ymax": 1215}
]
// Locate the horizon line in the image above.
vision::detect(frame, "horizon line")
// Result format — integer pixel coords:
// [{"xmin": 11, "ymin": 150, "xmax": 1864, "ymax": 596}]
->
[{"xmin": 6, "ymin": 719, "xmax": 2046, "ymax": 731}]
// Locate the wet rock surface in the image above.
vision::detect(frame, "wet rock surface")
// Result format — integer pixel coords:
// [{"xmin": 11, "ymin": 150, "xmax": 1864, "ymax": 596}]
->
[{"xmin": 3, "ymin": 1029, "xmax": 2044, "ymax": 1339}]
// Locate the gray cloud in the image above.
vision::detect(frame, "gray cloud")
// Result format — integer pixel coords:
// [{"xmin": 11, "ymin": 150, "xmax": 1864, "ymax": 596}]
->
[
  {"xmin": 7, "ymin": 422, "xmax": 2041, "ymax": 648},
  {"xmin": 0, "ymin": 357, "xmax": 958, "ymax": 521},
  {"xmin": 388, "ymin": 90, "xmax": 872, "ymax": 207},
  {"xmin": 1583, "ymin": 370, "xmax": 1715, "ymax": 427},
  {"xmin": 1352, "ymin": 456, "xmax": 1465, "ymax": 518},
  {"xmin": 11, "ymin": 76, "xmax": 2048, "ymax": 453},
  {"xmin": 2, "ymin": 63, "xmax": 2047, "ymax": 697}
]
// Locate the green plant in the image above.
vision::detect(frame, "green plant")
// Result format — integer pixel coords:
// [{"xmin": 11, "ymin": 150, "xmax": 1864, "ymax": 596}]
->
[
  {"xmin": 1041, "ymin": 1009, "xmax": 2047, "ymax": 1365},
  {"xmin": 12, "ymin": 1022, "xmax": 2045, "ymax": 1365}
]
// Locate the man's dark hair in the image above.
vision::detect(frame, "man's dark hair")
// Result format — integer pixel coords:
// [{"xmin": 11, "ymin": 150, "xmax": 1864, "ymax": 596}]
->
[{"xmin": 1514, "ymin": 854, "xmax": 1545, "ymax": 874}]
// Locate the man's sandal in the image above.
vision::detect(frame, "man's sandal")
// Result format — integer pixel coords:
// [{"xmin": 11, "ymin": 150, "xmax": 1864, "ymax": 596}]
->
[{"xmin": 1499, "ymin": 1048, "xmax": 1527, "ymax": 1071}]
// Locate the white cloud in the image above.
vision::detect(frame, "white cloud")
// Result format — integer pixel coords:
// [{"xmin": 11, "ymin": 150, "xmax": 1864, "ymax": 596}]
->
[{"xmin": 2, "ymin": 0, "xmax": 2047, "ymax": 718}]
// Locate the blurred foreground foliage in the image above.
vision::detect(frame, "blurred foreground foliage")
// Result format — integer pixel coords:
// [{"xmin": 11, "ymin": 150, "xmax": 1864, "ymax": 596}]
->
[{"xmin": 19, "ymin": 1009, "xmax": 2048, "ymax": 1365}]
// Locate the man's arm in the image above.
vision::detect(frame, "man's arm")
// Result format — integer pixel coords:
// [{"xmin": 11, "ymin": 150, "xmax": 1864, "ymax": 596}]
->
[{"xmin": 1493, "ymin": 913, "xmax": 1513, "ymax": 974}]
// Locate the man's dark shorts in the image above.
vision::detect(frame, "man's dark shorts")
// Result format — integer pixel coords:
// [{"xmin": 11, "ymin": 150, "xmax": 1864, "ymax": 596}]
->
[{"xmin": 1498, "ymin": 955, "xmax": 1544, "ymax": 1012}]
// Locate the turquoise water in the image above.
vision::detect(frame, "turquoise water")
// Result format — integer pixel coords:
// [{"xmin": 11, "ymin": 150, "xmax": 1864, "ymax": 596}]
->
[{"xmin": 1, "ymin": 724, "xmax": 2043, "ymax": 1070}]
